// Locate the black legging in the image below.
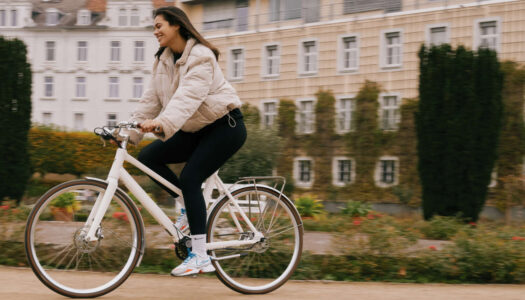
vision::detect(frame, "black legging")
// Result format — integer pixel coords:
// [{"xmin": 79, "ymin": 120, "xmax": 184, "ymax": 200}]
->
[{"xmin": 138, "ymin": 109, "xmax": 246, "ymax": 235}]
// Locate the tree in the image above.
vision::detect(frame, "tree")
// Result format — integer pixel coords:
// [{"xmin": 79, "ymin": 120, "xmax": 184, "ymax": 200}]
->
[
  {"xmin": 219, "ymin": 104, "xmax": 282, "ymax": 183},
  {"xmin": 416, "ymin": 44, "xmax": 503, "ymax": 221},
  {"xmin": 0, "ymin": 37, "xmax": 32, "ymax": 205}
]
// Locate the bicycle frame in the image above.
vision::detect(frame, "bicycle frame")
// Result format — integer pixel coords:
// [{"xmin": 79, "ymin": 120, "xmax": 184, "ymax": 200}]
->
[{"xmin": 83, "ymin": 147, "xmax": 263, "ymax": 251}]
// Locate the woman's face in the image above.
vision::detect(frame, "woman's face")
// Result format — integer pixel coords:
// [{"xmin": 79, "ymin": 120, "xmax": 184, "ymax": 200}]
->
[{"xmin": 153, "ymin": 15, "xmax": 180, "ymax": 48}]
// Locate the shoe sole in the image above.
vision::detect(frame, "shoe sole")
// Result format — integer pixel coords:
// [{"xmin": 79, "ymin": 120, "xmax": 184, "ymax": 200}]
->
[{"xmin": 171, "ymin": 265, "xmax": 215, "ymax": 277}]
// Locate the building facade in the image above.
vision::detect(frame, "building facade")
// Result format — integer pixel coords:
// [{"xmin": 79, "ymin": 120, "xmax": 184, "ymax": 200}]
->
[{"xmin": 1, "ymin": 0, "xmax": 524, "ymax": 191}]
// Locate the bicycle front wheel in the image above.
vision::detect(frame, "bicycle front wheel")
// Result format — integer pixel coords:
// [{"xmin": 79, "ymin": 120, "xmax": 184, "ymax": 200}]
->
[
  {"xmin": 207, "ymin": 186, "xmax": 303, "ymax": 294},
  {"xmin": 25, "ymin": 179, "xmax": 144, "ymax": 298}
]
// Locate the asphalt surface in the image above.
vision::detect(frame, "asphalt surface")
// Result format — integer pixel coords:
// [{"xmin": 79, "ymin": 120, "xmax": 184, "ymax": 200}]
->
[{"xmin": 1, "ymin": 266, "xmax": 525, "ymax": 300}]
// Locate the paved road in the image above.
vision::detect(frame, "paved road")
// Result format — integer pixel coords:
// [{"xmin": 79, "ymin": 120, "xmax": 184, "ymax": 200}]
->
[{"xmin": 1, "ymin": 266, "xmax": 524, "ymax": 300}]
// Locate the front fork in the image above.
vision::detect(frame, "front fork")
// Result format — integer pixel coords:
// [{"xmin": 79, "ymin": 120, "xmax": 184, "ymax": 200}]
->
[{"xmin": 84, "ymin": 149, "xmax": 126, "ymax": 242}]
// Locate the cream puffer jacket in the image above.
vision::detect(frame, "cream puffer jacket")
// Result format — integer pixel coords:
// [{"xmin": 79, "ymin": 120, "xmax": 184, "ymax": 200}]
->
[{"xmin": 127, "ymin": 38, "xmax": 242, "ymax": 144}]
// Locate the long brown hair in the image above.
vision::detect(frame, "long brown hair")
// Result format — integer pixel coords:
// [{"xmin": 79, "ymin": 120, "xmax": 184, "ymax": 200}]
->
[{"xmin": 154, "ymin": 6, "xmax": 220, "ymax": 60}]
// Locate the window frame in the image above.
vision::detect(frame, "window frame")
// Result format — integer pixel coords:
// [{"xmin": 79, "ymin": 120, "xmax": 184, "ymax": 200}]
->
[
  {"xmin": 380, "ymin": 29, "xmax": 403, "ymax": 69},
  {"xmin": 110, "ymin": 40, "xmax": 121, "ymax": 62},
  {"xmin": 134, "ymin": 41, "xmax": 145, "ymax": 62},
  {"xmin": 44, "ymin": 76, "xmax": 54, "ymax": 98},
  {"xmin": 294, "ymin": 156, "xmax": 314, "ymax": 188},
  {"xmin": 77, "ymin": 41, "xmax": 88, "ymax": 62},
  {"xmin": 378, "ymin": 93, "xmax": 401, "ymax": 131},
  {"xmin": 228, "ymin": 47, "xmax": 245, "ymax": 81},
  {"xmin": 108, "ymin": 77, "xmax": 120, "ymax": 99},
  {"xmin": 260, "ymin": 99, "xmax": 278, "ymax": 129},
  {"xmin": 132, "ymin": 77, "xmax": 144, "ymax": 100},
  {"xmin": 335, "ymin": 95, "xmax": 356, "ymax": 134},
  {"xmin": 425, "ymin": 23, "xmax": 450, "ymax": 46},
  {"xmin": 73, "ymin": 112, "xmax": 85, "ymax": 131},
  {"xmin": 332, "ymin": 156, "xmax": 355, "ymax": 186},
  {"xmin": 107, "ymin": 113, "xmax": 118, "ymax": 127},
  {"xmin": 75, "ymin": 77, "xmax": 87, "ymax": 99},
  {"xmin": 337, "ymin": 34, "xmax": 359, "ymax": 73},
  {"xmin": 375, "ymin": 156, "xmax": 399, "ymax": 187},
  {"xmin": 474, "ymin": 17, "xmax": 501, "ymax": 53},
  {"xmin": 296, "ymin": 98, "xmax": 316, "ymax": 135},
  {"xmin": 118, "ymin": 8, "xmax": 128, "ymax": 27},
  {"xmin": 130, "ymin": 8, "xmax": 140, "ymax": 26},
  {"xmin": 261, "ymin": 43, "xmax": 280, "ymax": 79},
  {"xmin": 45, "ymin": 41, "xmax": 56, "ymax": 62},
  {"xmin": 298, "ymin": 38, "xmax": 318, "ymax": 76},
  {"xmin": 45, "ymin": 8, "xmax": 60, "ymax": 26},
  {"xmin": 77, "ymin": 9, "xmax": 91, "ymax": 26},
  {"xmin": 42, "ymin": 112, "xmax": 53, "ymax": 126}
]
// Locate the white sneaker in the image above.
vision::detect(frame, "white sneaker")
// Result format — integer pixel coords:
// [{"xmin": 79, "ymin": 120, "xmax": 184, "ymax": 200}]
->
[
  {"xmin": 170, "ymin": 252, "xmax": 215, "ymax": 276},
  {"xmin": 175, "ymin": 208, "xmax": 189, "ymax": 232}
]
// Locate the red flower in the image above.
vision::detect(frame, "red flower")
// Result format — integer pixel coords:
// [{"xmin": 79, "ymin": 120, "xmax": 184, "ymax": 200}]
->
[
  {"xmin": 112, "ymin": 212, "xmax": 128, "ymax": 222},
  {"xmin": 367, "ymin": 214, "xmax": 375, "ymax": 220},
  {"xmin": 468, "ymin": 222, "xmax": 477, "ymax": 227},
  {"xmin": 353, "ymin": 220, "xmax": 361, "ymax": 226},
  {"xmin": 429, "ymin": 245, "xmax": 437, "ymax": 251},
  {"xmin": 0, "ymin": 205, "xmax": 9, "ymax": 210},
  {"xmin": 511, "ymin": 236, "xmax": 525, "ymax": 241}
]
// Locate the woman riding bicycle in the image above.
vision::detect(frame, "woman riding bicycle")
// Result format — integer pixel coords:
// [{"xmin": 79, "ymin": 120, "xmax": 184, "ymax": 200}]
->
[{"xmin": 126, "ymin": 6, "xmax": 246, "ymax": 276}]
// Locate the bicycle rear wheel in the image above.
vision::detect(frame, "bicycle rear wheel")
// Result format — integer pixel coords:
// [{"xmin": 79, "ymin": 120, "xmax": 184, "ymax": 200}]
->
[
  {"xmin": 25, "ymin": 179, "xmax": 144, "ymax": 298},
  {"xmin": 207, "ymin": 186, "xmax": 303, "ymax": 294}
]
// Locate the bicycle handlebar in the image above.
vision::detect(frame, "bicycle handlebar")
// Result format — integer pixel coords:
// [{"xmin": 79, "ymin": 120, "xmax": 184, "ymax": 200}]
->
[{"xmin": 93, "ymin": 121, "xmax": 140, "ymax": 148}]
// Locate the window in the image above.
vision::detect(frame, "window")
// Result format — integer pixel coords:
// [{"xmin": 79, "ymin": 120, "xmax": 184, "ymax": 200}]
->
[
  {"xmin": 383, "ymin": 31, "xmax": 402, "ymax": 68},
  {"xmin": 77, "ymin": 41, "xmax": 88, "ymax": 61},
  {"xmin": 133, "ymin": 77, "xmax": 143, "ymax": 99},
  {"xmin": 43, "ymin": 112, "xmax": 52, "ymax": 126},
  {"xmin": 110, "ymin": 41, "xmax": 120, "ymax": 62},
  {"xmin": 76, "ymin": 77, "xmax": 86, "ymax": 98},
  {"xmin": 0, "ymin": 10, "xmax": 5, "ymax": 26},
  {"xmin": 45, "ymin": 41, "xmax": 55, "ymax": 61},
  {"xmin": 333, "ymin": 157, "xmax": 354, "ymax": 186},
  {"xmin": 236, "ymin": 0, "xmax": 249, "ymax": 32},
  {"xmin": 202, "ymin": 1, "xmax": 235, "ymax": 30},
  {"xmin": 119, "ymin": 9, "xmax": 128, "ymax": 26},
  {"xmin": 10, "ymin": 9, "xmax": 17, "ymax": 26},
  {"xmin": 479, "ymin": 21, "xmax": 498, "ymax": 50},
  {"xmin": 294, "ymin": 157, "xmax": 313, "ymax": 187},
  {"xmin": 429, "ymin": 26, "xmax": 447, "ymax": 46},
  {"xmin": 380, "ymin": 95, "xmax": 400, "ymax": 131},
  {"xmin": 378, "ymin": 159, "xmax": 397, "ymax": 185},
  {"xmin": 339, "ymin": 35, "xmax": 358, "ymax": 72},
  {"xmin": 74, "ymin": 113, "xmax": 84, "ymax": 131},
  {"xmin": 297, "ymin": 99, "xmax": 315, "ymax": 134},
  {"xmin": 44, "ymin": 76, "xmax": 54, "ymax": 97},
  {"xmin": 109, "ymin": 77, "xmax": 119, "ymax": 98},
  {"xmin": 261, "ymin": 100, "xmax": 277, "ymax": 129},
  {"xmin": 270, "ymin": 0, "xmax": 302, "ymax": 22},
  {"xmin": 264, "ymin": 44, "xmax": 280, "ymax": 77},
  {"xmin": 134, "ymin": 41, "xmax": 145, "ymax": 62},
  {"xmin": 301, "ymin": 40, "xmax": 318, "ymax": 74},
  {"xmin": 303, "ymin": 0, "xmax": 320, "ymax": 23},
  {"xmin": 130, "ymin": 9, "xmax": 139, "ymax": 26},
  {"xmin": 229, "ymin": 48, "xmax": 244, "ymax": 80},
  {"xmin": 77, "ymin": 10, "xmax": 91, "ymax": 25},
  {"xmin": 107, "ymin": 113, "xmax": 118, "ymax": 127},
  {"xmin": 336, "ymin": 97, "xmax": 355, "ymax": 133},
  {"xmin": 46, "ymin": 9, "xmax": 59, "ymax": 26}
]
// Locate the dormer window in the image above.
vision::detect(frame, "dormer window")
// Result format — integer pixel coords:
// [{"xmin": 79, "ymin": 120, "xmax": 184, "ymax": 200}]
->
[
  {"xmin": 130, "ymin": 8, "xmax": 139, "ymax": 26},
  {"xmin": 46, "ymin": 8, "xmax": 59, "ymax": 26},
  {"xmin": 118, "ymin": 8, "xmax": 127, "ymax": 26},
  {"xmin": 77, "ymin": 9, "xmax": 91, "ymax": 26}
]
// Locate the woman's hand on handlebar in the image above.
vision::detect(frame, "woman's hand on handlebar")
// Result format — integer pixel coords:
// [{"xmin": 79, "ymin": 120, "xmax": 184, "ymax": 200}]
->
[{"xmin": 139, "ymin": 119, "xmax": 163, "ymax": 133}]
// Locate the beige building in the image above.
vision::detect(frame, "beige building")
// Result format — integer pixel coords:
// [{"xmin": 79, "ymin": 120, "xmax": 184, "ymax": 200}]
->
[
  {"xmin": 179, "ymin": 0, "xmax": 524, "ymax": 128},
  {"xmin": 177, "ymin": 0, "xmax": 525, "ymax": 188}
]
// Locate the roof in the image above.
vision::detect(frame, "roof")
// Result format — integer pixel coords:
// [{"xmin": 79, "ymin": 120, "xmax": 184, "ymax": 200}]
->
[{"xmin": 29, "ymin": 0, "xmax": 106, "ymax": 29}]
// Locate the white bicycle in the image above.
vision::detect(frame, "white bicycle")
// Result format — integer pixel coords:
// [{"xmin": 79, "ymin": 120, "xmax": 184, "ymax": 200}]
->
[{"xmin": 24, "ymin": 122, "xmax": 303, "ymax": 298}]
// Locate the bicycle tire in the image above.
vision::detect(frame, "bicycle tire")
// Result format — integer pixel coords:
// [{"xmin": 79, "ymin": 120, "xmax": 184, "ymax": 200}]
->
[
  {"xmin": 207, "ymin": 185, "xmax": 303, "ymax": 294},
  {"xmin": 25, "ymin": 179, "xmax": 145, "ymax": 298}
]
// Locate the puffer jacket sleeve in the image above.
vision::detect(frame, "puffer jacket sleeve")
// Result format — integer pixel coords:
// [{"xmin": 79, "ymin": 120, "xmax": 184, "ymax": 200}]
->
[
  {"xmin": 126, "ymin": 79, "xmax": 162, "ymax": 145},
  {"xmin": 153, "ymin": 56, "xmax": 214, "ymax": 141}
]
